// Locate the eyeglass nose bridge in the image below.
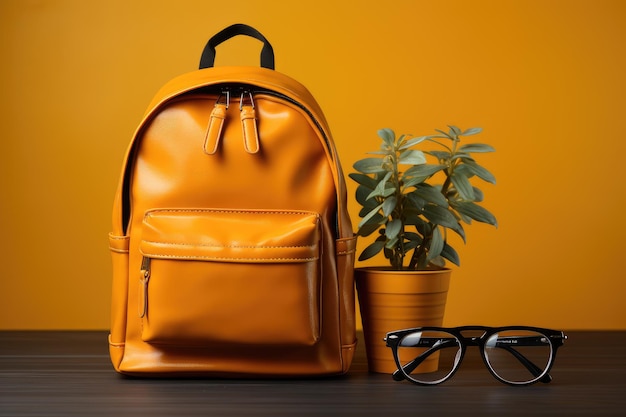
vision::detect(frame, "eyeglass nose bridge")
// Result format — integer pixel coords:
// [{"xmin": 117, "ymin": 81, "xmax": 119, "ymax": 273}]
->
[{"xmin": 464, "ymin": 336, "xmax": 483, "ymax": 346}]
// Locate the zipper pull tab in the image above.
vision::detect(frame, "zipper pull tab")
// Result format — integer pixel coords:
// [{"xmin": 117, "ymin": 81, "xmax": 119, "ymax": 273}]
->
[
  {"xmin": 240, "ymin": 90, "xmax": 260, "ymax": 154},
  {"xmin": 138, "ymin": 257, "xmax": 151, "ymax": 318},
  {"xmin": 204, "ymin": 89, "xmax": 230, "ymax": 155}
]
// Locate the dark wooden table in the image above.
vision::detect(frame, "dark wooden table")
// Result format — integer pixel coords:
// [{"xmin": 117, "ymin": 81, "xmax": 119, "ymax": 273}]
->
[{"xmin": 1, "ymin": 331, "xmax": 624, "ymax": 416}]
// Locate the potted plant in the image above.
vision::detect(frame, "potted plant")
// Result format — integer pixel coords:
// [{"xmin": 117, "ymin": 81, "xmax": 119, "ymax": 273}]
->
[{"xmin": 350, "ymin": 126, "xmax": 497, "ymax": 373}]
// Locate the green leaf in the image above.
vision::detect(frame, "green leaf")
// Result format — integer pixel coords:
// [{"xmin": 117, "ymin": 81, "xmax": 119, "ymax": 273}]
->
[
  {"xmin": 357, "ymin": 215, "xmax": 384, "ymax": 237},
  {"xmin": 448, "ymin": 125, "xmax": 462, "ymax": 137},
  {"xmin": 452, "ymin": 201, "xmax": 498, "ymax": 226},
  {"xmin": 399, "ymin": 135, "xmax": 429, "ymax": 150},
  {"xmin": 404, "ymin": 239, "xmax": 420, "ymax": 252},
  {"xmin": 358, "ymin": 202, "xmax": 384, "ymax": 229},
  {"xmin": 385, "ymin": 219, "xmax": 402, "ymax": 240},
  {"xmin": 406, "ymin": 215, "xmax": 428, "ymax": 231},
  {"xmin": 358, "ymin": 240, "xmax": 385, "ymax": 261},
  {"xmin": 356, "ymin": 185, "xmax": 377, "ymax": 206},
  {"xmin": 401, "ymin": 176, "xmax": 424, "ymax": 189},
  {"xmin": 368, "ymin": 186, "xmax": 395, "ymax": 200},
  {"xmin": 451, "ymin": 172, "xmax": 475, "ymax": 200},
  {"xmin": 398, "ymin": 149, "xmax": 427, "ymax": 165},
  {"xmin": 382, "ymin": 196, "xmax": 397, "ymax": 217},
  {"xmin": 452, "ymin": 153, "xmax": 475, "ymax": 164},
  {"xmin": 463, "ymin": 161, "xmax": 496, "ymax": 184},
  {"xmin": 404, "ymin": 231, "xmax": 423, "ymax": 242},
  {"xmin": 430, "ymin": 256, "xmax": 446, "ymax": 268},
  {"xmin": 378, "ymin": 128, "xmax": 395, "ymax": 147},
  {"xmin": 397, "ymin": 134, "xmax": 408, "ymax": 149},
  {"xmin": 353, "ymin": 157, "xmax": 385, "ymax": 174},
  {"xmin": 441, "ymin": 242, "xmax": 460, "ymax": 266},
  {"xmin": 457, "ymin": 211, "xmax": 473, "ymax": 224},
  {"xmin": 434, "ymin": 129, "xmax": 453, "ymax": 139},
  {"xmin": 385, "ymin": 236, "xmax": 399, "ymax": 249},
  {"xmin": 412, "ymin": 184, "xmax": 449, "ymax": 207},
  {"xmin": 366, "ymin": 171, "xmax": 392, "ymax": 199},
  {"xmin": 405, "ymin": 192, "xmax": 426, "ymax": 212},
  {"xmin": 422, "ymin": 204, "xmax": 459, "ymax": 229},
  {"xmin": 472, "ymin": 187, "xmax": 485, "ymax": 202},
  {"xmin": 426, "ymin": 150, "xmax": 452, "ymax": 161},
  {"xmin": 427, "ymin": 227, "xmax": 444, "ymax": 261},
  {"xmin": 358, "ymin": 205, "xmax": 374, "ymax": 217},
  {"xmin": 461, "ymin": 127, "xmax": 482, "ymax": 136},
  {"xmin": 458, "ymin": 143, "xmax": 495, "ymax": 153},
  {"xmin": 349, "ymin": 173, "xmax": 378, "ymax": 189},
  {"xmin": 452, "ymin": 220, "xmax": 466, "ymax": 242},
  {"xmin": 404, "ymin": 164, "xmax": 447, "ymax": 184}
]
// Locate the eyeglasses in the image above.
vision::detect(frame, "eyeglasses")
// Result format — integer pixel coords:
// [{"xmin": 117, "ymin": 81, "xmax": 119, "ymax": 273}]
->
[{"xmin": 385, "ymin": 326, "xmax": 567, "ymax": 386}]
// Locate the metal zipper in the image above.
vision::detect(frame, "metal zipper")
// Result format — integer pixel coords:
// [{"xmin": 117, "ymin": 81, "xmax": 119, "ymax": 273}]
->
[
  {"xmin": 200, "ymin": 84, "xmax": 333, "ymax": 157},
  {"xmin": 139, "ymin": 257, "xmax": 151, "ymax": 318}
]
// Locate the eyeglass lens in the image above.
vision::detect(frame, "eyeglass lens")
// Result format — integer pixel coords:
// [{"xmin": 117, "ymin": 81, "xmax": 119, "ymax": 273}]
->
[
  {"xmin": 396, "ymin": 329, "xmax": 553, "ymax": 384},
  {"xmin": 484, "ymin": 329, "xmax": 552, "ymax": 384},
  {"xmin": 396, "ymin": 330, "xmax": 462, "ymax": 384}
]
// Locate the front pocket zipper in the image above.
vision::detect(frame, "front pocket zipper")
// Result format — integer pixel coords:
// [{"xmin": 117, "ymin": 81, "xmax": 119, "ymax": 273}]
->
[{"xmin": 138, "ymin": 208, "xmax": 322, "ymax": 347}]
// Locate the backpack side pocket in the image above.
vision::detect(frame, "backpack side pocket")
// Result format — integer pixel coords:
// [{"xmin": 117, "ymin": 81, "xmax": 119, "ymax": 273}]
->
[{"xmin": 108, "ymin": 233, "xmax": 129, "ymax": 370}]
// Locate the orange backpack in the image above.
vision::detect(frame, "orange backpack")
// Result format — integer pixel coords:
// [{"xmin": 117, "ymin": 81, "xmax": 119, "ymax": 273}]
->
[{"xmin": 108, "ymin": 24, "xmax": 357, "ymax": 376}]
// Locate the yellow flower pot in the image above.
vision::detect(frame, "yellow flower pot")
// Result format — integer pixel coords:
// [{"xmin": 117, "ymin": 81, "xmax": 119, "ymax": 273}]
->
[{"xmin": 355, "ymin": 267, "xmax": 451, "ymax": 374}]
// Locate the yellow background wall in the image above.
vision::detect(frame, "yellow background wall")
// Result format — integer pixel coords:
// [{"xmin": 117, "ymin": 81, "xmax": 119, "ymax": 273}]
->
[{"xmin": 1, "ymin": 0, "xmax": 625, "ymax": 330}]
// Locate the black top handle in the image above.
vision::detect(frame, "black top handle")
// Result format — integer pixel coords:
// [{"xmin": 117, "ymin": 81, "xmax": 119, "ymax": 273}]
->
[{"xmin": 199, "ymin": 23, "xmax": 275, "ymax": 70}]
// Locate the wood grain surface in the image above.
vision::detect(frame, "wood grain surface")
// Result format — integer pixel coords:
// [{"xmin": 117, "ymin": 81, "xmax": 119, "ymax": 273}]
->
[{"xmin": 1, "ymin": 331, "xmax": 624, "ymax": 416}]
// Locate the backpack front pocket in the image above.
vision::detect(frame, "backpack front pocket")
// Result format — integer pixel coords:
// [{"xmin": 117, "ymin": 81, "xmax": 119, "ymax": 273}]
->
[{"xmin": 138, "ymin": 209, "xmax": 322, "ymax": 347}]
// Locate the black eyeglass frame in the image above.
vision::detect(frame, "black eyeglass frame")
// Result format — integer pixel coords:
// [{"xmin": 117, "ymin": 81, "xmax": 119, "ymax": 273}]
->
[{"xmin": 385, "ymin": 325, "xmax": 567, "ymax": 386}]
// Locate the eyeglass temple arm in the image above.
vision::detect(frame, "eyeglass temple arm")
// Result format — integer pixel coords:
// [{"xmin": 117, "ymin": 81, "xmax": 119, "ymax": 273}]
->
[
  {"xmin": 391, "ymin": 339, "xmax": 456, "ymax": 382},
  {"xmin": 496, "ymin": 344, "xmax": 552, "ymax": 383},
  {"xmin": 490, "ymin": 333, "xmax": 565, "ymax": 383}
]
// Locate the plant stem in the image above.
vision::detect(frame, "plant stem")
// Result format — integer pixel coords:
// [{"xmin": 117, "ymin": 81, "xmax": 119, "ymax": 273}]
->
[
  {"xmin": 408, "ymin": 133, "xmax": 459, "ymax": 270},
  {"xmin": 391, "ymin": 144, "xmax": 404, "ymax": 269},
  {"xmin": 440, "ymin": 134, "xmax": 460, "ymax": 195},
  {"xmin": 408, "ymin": 224, "xmax": 432, "ymax": 270}
]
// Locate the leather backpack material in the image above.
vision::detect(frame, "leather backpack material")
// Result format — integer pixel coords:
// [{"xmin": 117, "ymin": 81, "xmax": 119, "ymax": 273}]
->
[{"xmin": 108, "ymin": 24, "xmax": 357, "ymax": 376}]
